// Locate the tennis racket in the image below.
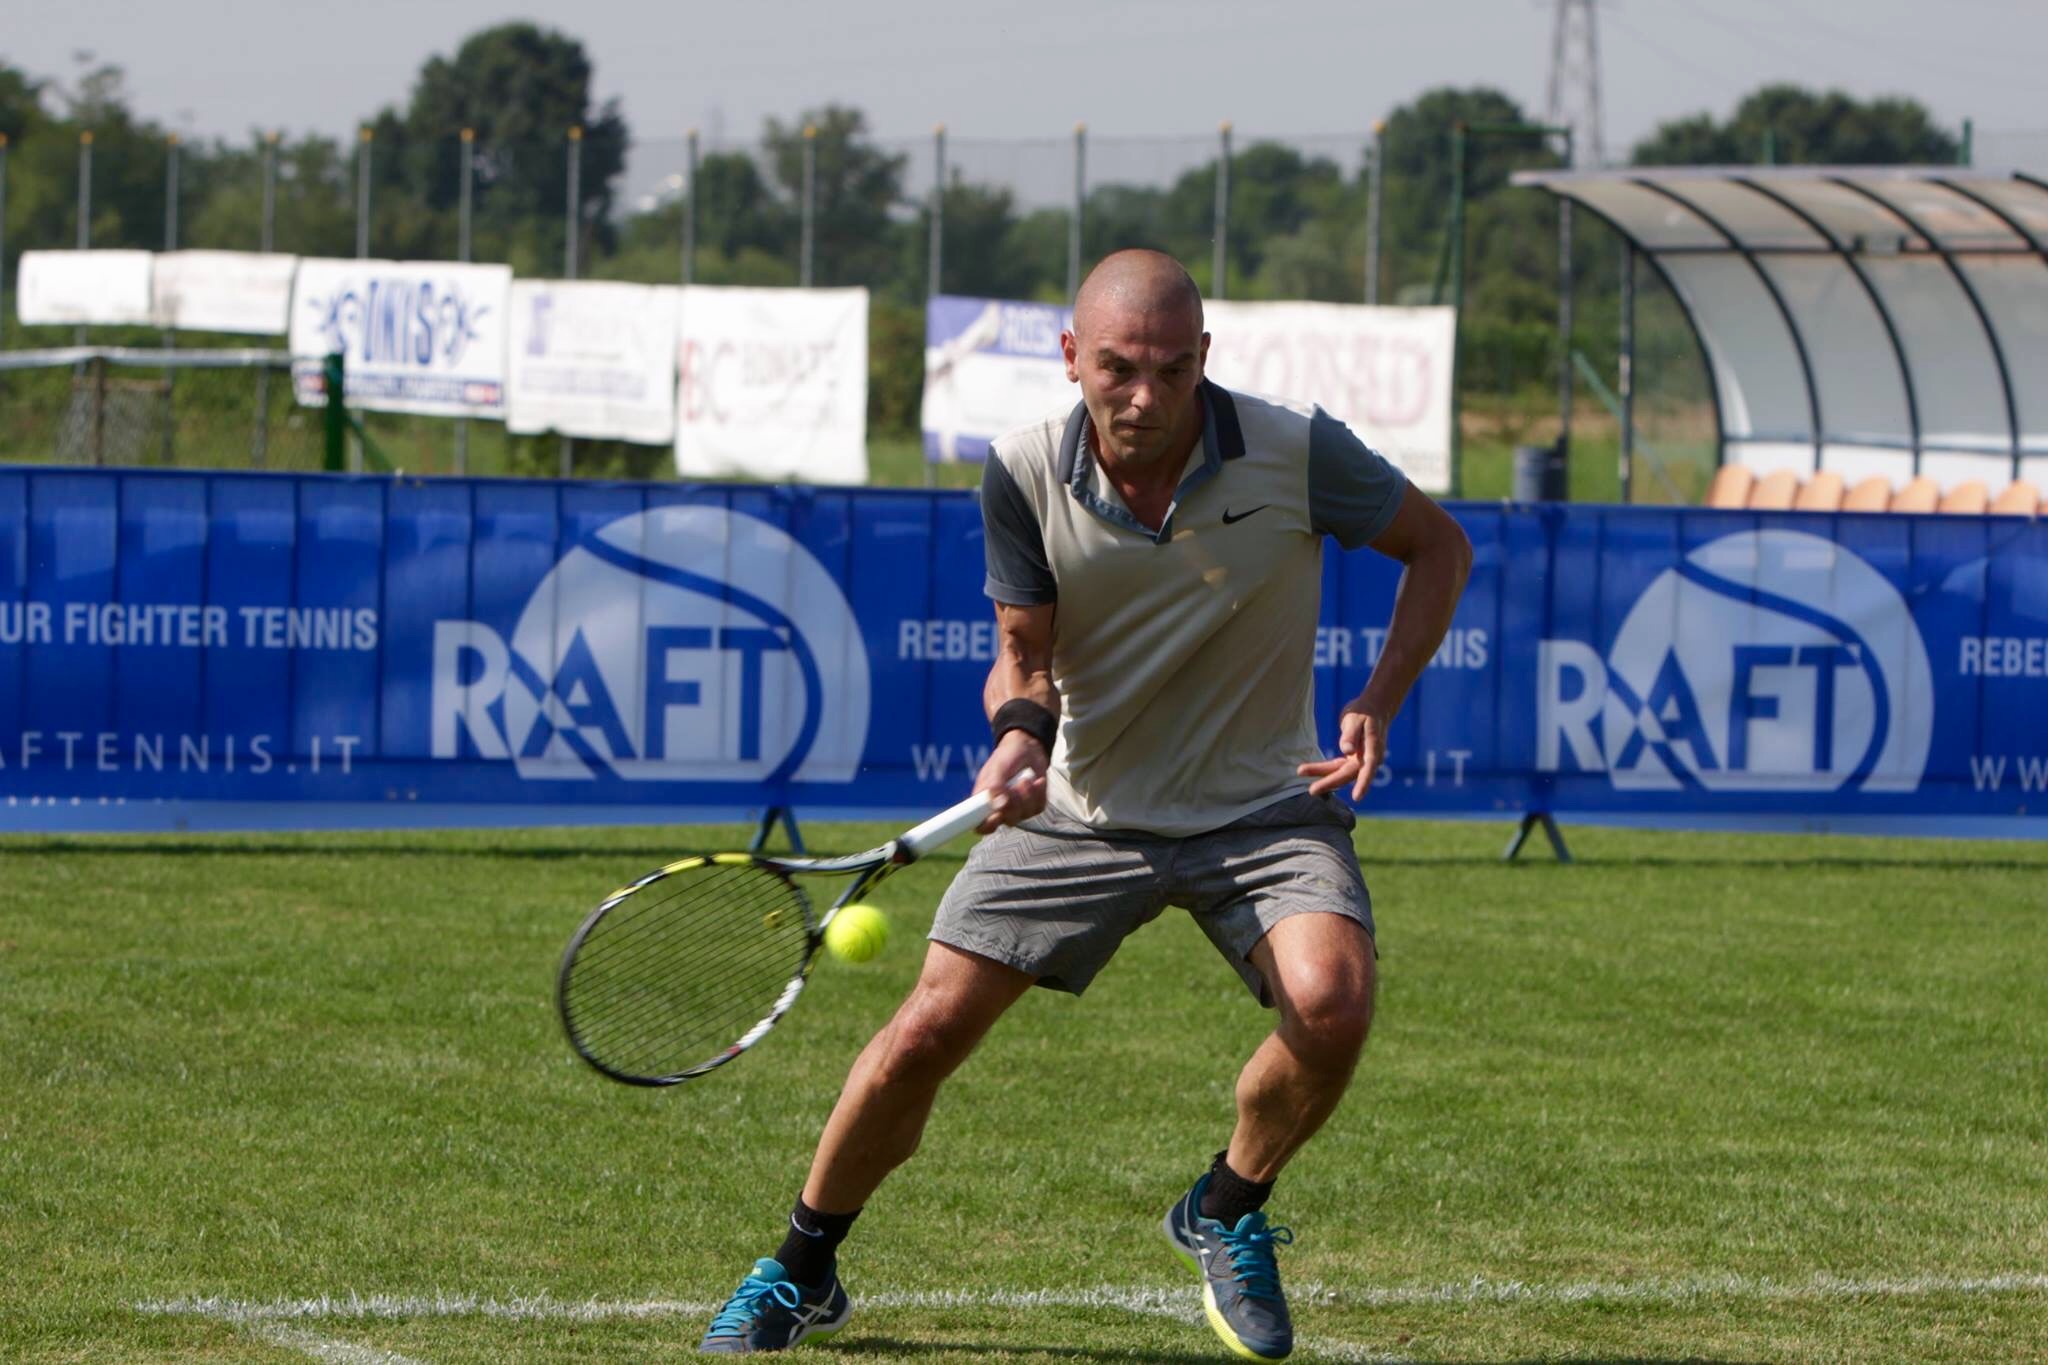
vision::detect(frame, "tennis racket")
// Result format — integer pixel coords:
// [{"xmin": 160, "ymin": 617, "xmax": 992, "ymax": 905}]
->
[{"xmin": 556, "ymin": 773, "xmax": 1032, "ymax": 1087}]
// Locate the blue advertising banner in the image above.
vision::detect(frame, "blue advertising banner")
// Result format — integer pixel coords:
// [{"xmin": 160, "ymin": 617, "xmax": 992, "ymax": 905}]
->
[{"xmin": 2, "ymin": 468, "xmax": 2044, "ymax": 838}]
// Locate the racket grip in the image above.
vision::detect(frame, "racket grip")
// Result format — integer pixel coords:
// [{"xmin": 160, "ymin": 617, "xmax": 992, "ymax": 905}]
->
[{"xmin": 898, "ymin": 768, "xmax": 1039, "ymax": 860}]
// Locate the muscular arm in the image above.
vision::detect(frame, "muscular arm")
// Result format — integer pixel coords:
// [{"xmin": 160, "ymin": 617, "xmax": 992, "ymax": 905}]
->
[
  {"xmin": 972, "ymin": 601, "xmax": 1056, "ymax": 829},
  {"xmin": 1299, "ymin": 484, "xmax": 1472, "ymax": 800}
]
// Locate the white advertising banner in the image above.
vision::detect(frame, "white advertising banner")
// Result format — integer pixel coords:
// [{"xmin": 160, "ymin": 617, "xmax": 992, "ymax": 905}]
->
[
  {"xmin": 151, "ymin": 251, "xmax": 298, "ymax": 334},
  {"xmin": 288, "ymin": 258, "xmax": 513, "ymax": 417},
  {"xmin": 16, "ymin": 250, "xmax": 155, "ymax": 326},
  {"xmin": 675, "ymin": 286, "xmax": 869, "ymax": 483},
  {"xmin": 919, "ymin": 295, "xmax": 1076, "ymax": 462},
  {"xmin": 1203, "ymin": 301, "xmax": 1457, "ymax": 494},
  {"xmin": 506, "ymin": 280, "xmax": 680, "ymax": 443}
]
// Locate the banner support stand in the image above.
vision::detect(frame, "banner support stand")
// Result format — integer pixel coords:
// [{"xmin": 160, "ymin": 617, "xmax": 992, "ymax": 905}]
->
[
  {"xmin": 1502, "ymin": 811, "xmax": 1571, "ymax": 863},
  {"xmin": 749, "ymin": 806, "xmax": 806, "ymax": 855}
]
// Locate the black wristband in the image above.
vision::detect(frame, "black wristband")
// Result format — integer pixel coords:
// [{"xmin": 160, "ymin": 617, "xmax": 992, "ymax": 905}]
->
[{"xmin": 991, "ymin": 698, "xmax": 1056, "ymax": 755}]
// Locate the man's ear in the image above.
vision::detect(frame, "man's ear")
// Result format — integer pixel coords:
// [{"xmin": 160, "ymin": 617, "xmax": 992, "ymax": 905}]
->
[
  {"xmin": 1061, "ymin": 328, "xmax": 1081, "ymax": 383},
  {"xmin": 1197, "ymin": 331, "xmax": 1211, "ymax": 377}
]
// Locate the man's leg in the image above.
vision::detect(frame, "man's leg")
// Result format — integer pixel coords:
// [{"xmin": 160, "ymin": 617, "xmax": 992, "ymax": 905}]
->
[
  {"xmin": 1163, "ymin": 906, "xmax": 1373, "ymax": 1363},
  {"xmin": 1227, "ymin": 910, "xmax": 1376, "ymax": 1182},
  {"xmin": 699, "ymin": 942, "xmax": 1034, "ymax": 1354},
  {"xmin": 803, "ymin": 940, "xmax": 1036, "ymax": 1212}
]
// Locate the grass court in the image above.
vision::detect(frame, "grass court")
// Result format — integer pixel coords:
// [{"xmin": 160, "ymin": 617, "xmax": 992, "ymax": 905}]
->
[{"xmin": 3, "ymin": 818, "xmax": 2044, "ymax": 1362}]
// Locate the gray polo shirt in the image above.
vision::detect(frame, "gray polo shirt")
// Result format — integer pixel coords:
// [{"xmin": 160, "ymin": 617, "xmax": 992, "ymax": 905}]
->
[{"xmin": 980, "ymin": 380, "xmax": 1407, "ymax": 836}]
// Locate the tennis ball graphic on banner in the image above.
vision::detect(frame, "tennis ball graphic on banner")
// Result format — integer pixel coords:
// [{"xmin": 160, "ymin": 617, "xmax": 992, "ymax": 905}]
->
[{"xmin": 824, "ymin": 905, "xmax": 888, "ymax": 963}]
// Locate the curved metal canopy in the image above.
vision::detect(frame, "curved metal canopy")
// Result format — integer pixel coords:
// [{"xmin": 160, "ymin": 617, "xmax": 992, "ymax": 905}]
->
[{"xmin": 1513, "ymin": 166, "xmax": 2048, "ymax": 491}]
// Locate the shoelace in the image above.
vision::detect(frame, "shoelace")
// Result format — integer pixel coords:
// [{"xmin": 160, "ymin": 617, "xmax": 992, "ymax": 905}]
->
[
  {"xmin": 1217, "ymin": 1214, "xmax": 1295, "ymax": 1300},
  {"xmin": 706, "ymin": 1273, "xmax": 802, "ymax": 1337}
]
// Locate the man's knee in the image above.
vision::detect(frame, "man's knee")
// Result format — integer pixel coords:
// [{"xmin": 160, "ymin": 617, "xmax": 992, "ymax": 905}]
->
[
  {"xmin": 870, "ymin": 948, "xmax": 1030, "ymax": 1087},
  {"xmin": 873, "ymin": 988, "xmax": 983, "ymax": 1084},
  {"xmin": 1266, "ymin": 919, "xmax": 1376, "ymax": 1062}
]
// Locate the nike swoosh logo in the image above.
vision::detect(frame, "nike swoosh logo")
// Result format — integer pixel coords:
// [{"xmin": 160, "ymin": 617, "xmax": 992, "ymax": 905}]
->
[{"xmin": 1221, "ymin": 505, "xmax": 1270, "ymax": 525}]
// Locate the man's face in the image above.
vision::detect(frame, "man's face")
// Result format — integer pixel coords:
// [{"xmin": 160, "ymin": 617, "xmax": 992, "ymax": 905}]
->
[{"xmin": 1061, "ymin": 303, "xmax": 1209, "ymax": 468}]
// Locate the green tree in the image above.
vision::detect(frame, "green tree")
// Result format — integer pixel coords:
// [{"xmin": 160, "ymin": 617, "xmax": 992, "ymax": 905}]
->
[
  {"xmin": 765, "ymin": 106, "xmax": 910, "ymax": 293},
  {"xmin": 1633, "ymin": 84, "xmax": 1959, "ymax": 165},
  {"xmin": 388, "ymin": 23, "xmax": 629, "ymax": 272}
]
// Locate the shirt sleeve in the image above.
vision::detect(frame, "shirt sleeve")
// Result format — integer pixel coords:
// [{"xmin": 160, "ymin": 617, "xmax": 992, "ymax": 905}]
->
[
  {"xmin": 1307, "ymin": 407, "xmax": 1409, "ymax": 550},
  {"xmin": 980, "ymin": 449, "xmax": 1057, "ymax": 605}
]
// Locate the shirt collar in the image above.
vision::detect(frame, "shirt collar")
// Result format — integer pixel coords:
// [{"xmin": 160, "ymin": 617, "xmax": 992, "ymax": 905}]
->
[{"xmin": 1059, "ymin": 383, "xmax": 1233, "ymax": 542}]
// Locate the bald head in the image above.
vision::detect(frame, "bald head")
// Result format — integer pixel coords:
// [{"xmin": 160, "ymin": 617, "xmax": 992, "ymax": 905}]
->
[
  {"xmin": 1061, "ymin": 249, "xmax": 1210, "ymax": 472},
  {"xmin": 1072, "ymin": 249, "xmax": 1204, "ymax": 340}
]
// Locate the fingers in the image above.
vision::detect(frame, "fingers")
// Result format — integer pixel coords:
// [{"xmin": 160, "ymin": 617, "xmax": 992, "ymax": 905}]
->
[
  {"xmin": 977, "ymin": 772, "xmax": 1047, "ymax": 832},
  {"xmin": 1303, "ymin": 756, "xmax": 1361, "ymax": 797}
]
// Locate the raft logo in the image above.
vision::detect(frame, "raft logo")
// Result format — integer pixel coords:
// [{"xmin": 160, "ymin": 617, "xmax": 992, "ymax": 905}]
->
[
  {"xmin": 1538, "ymin": 530, "xmax": 1932, "ymax": 793},
  {"xmin": 430, "ymin": 506, "xmax": 870, "ymax": 784}
]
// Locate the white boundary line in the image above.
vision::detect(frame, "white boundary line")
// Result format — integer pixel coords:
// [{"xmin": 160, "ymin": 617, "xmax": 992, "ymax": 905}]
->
[{"xmin": 137, "ymin": 1272, "xmax": 2048, "ymax": 1365}]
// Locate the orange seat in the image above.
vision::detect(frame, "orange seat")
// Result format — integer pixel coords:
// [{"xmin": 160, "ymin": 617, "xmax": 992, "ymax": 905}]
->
[
  {"xmin": 1794, "ymin": 471, "xmax": 1844, "ymax": 512},
  {"xmin": 1990, "ymin": 480, "xmax": 2039, "ymax": 516},
  {"xmin": 1843, "ymin": 476, "xmax": 1893, "ymax": 512},
  {"xmin": 1705, "ymin": 465, "xmax": 1755, "ymax": 509},
  {"xmin": 1939, "ymin": 481, "xmax": 1989, "ymax": 515},
  {"xmin": 1891, "ymin": 477, "xmax": 1939, "ymax": 513},
  {"xmin": 1748, "ymin": 470, "xmax": 1799, "ymax": 510}
]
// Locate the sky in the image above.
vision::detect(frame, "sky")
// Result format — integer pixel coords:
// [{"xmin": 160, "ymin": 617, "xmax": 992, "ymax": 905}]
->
[{"xmin": 10, "ymin": 0, "xmax": 2045, "ymax": 190}]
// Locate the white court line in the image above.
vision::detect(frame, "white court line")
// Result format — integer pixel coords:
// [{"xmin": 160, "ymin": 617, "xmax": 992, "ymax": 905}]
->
[
  {"xmin": 137, "ymin": 1272, "xmax": 2048, "ymax": 1365},
  {"xmin": 137, "ymin": 1270, "xmax": 2048, "ymax": 1323},
  {"xmin": 246, "ymin": 1323, "xmax": 428, "ymax": 1365}
]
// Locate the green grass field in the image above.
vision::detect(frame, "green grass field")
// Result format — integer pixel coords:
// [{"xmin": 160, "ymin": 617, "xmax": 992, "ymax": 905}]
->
[{"xmin": 3, "ymin": 819, "xmax": 2044, "ymax": 1363}]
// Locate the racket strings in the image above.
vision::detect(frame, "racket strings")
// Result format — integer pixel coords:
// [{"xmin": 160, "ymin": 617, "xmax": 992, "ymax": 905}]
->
[
  {"xmin": 568, "ymin": 872, "xmax": 805, "ymax": 1074},
  {"xmin": 562, "ymin": 860, "xmax": 813, "ymax": 1081},
  {"xmin": 570, "ymin": 867, "xmax": 801, "ymax": 1019},
  {"xmin": 573, "ymin": 875, "xmax": 802, "ymax": 1015}
]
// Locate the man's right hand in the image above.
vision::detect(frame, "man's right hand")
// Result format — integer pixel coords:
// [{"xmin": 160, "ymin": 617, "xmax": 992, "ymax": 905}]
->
[{"xmin": 972, "ymin": 731, "xmax": 1049, "ymax": 833}]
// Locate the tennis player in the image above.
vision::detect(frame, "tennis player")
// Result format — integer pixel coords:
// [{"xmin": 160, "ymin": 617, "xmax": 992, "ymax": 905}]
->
[{"xmin": 701, "ymin": 249, "xmax": 1472, "ymax": 1358}]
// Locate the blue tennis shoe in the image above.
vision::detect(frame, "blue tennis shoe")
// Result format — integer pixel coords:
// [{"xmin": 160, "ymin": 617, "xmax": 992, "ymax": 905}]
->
[
  {"xmin": 698, "ymin": 1257, "xmax": 850, "ymax": 1354},
  {"xmin": 1163, "ymin": 1174, "xmax": 1296, "ymax": 1360}
]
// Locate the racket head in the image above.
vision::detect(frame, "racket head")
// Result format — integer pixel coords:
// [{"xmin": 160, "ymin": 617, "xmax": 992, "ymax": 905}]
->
[{"xmin": 556, "ymin": 853, "xmax": 819, "ymax": 1086}]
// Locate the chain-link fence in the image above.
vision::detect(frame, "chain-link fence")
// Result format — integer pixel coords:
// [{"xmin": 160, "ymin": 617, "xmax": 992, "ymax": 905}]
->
[
  {"xmin": 0, "ymin": 349, "xmax": 324, "ymax": 471},
  {"xmin": 7, "ymin": 115, "xmax": 1934, "ymax": 500}
]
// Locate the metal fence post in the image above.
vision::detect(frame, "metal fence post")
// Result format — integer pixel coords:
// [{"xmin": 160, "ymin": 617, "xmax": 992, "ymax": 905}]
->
[
  {"xmin": 162, "ymin": 133, "xmax": 180, "ymax": 466},
  {"xmin": 1068, "ymin": 122, "xmax": 1085, "ymax": 298},
  {"xmin": 323, "ymin": 353, "xmax": 346, "ymax": 472},
  {"xmin": 1364, "ymin": 119, "xmax": 1384, "ymax": 304},
  {"xmin": 1213, "ymin": 121, "xmax": 1231, "ymax": 300},
  {"xmin": 1557, "ymin": 129, "xmax": 1575, "ymax": 456},
  {"xmin": 261, "ymin": 131, "xmax": 278, "ymax": 251},
  {"xmin": 929, "ymin": 124, "xmax": 945, "ymax": 300},
  {"xmin": 254, "ymin": 131, "xmax": 278, "ymax": 468},
  {"xmin": 75, "ymin": 131, "xmax": 92, "ymax": 349},
  {"xmin": 77, "ymin": 131, "xmax": 92, "ymax": 248},
  {"xmin": 561, "ymin": 125, "xmax": 582, "ymax": 478},
  {"xmin": 456, "ymin": 127, "xmax": 473, "ymax": 476},
  {"xmin": 683, "ymin": 127, "xmax": 698, "ymax": 285},
  {"xmin": 565, "ymin": 125, "xmax": 583, "ymax": 277},
  {"xmin": 800, "ymin": 123, "xmax": 817, "ymax": 287},
  {"xmin": 355, "ymin": 127, "xmax": 372, "ymax": 258},
  {"xmin": 1619, "ymin": 240, "xmax": 1635, "ymax": 504}
]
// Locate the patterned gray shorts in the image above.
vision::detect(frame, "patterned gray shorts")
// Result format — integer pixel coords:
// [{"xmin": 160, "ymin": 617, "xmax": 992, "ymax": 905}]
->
[{"xmin": 929, "ymin": 791, "xmax": 1374, "ymax": 1007}]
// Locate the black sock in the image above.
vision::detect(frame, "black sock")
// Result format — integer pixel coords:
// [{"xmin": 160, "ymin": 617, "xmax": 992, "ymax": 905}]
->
[
  {"xmin": 774, "ymin": 1197, "xmax": 861, "ymax": 1288},
  {"xmin": 1198, "ymin": 1150, "xmax": 1274, "ymax": 1226}
]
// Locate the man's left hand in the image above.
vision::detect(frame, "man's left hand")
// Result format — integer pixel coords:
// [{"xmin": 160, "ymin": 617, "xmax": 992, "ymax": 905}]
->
[{"xmin": 1297, "ymin": 700, "xmax": 1388, "ymax": 802}]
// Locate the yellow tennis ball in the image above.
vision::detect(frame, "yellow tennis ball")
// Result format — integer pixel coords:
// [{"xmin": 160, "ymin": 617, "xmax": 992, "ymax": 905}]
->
[{"xmin": 824, "ymin": 904, "xmax": 888, "ymax": 964}]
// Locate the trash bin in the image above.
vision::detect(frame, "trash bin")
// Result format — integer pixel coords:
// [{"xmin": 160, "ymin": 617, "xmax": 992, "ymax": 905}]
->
[{"xmin": 1513, "ymin": 438, "xmax": 1569, "ymax": 502}]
